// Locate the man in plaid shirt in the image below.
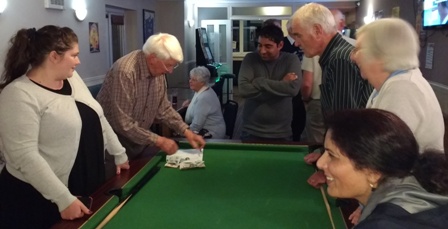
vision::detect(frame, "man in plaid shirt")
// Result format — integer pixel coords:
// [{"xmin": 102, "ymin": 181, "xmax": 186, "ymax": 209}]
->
[{"xmin": 98, "ymin": 33, "xmax": 205, "ymax": 159}]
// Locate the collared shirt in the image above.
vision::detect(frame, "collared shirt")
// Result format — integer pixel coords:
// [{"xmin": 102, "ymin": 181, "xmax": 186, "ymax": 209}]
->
[
  {"xmin": 301, "ymin": 56, "xmax": 322, "ymax": 100},
  {"xmin": 97, "ymin": 50, "xmax": 188, "ymax": 148},
  {"xmin": 319, "ymin": 33, "xmax": 373, "ymax": 119},
  {"xmin": 286, "ymin": 35, "xmax": 295, "ymax": 46}
]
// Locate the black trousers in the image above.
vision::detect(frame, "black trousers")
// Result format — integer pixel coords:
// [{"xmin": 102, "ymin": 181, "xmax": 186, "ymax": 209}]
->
[
  {"xmin": 291, "ymin": 92, "xmax": 306, "ymax": 142},
  {"xmin": 0, "ymin": 169, "xmax": 61, "ymax": 228}
]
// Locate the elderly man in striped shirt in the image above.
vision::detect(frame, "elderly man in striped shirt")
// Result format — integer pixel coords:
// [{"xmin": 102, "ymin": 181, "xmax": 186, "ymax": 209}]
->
[{"xmin": 290, "ymin": 3, "xmax": 372, "ymax": 188}]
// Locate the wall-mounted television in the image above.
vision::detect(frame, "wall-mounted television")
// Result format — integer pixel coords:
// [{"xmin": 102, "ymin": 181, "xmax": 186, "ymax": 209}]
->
[{"xmin": 423, "ymin": 0, "xmax": 448, "ymax": 29}]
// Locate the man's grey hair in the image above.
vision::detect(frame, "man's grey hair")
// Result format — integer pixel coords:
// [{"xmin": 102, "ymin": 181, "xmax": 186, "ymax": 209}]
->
[
  {"xmin": 331, "ymin": 9, "xmax": 345, "ymax": 31},
  {"xmin": 292, "ymin": 3, "xmax": 337, "ymax": 34},
  {"xmin": 142, "ymin": 33, "xmax": 184, "ymax": 63}
]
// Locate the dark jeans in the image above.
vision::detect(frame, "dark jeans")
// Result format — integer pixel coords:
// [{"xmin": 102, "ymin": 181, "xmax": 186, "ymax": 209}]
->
[
  {"xmin": 0, "ymin": 169, "xmax": 61, "ymax": 228},
  {"xmin": 291, "ymin": 92, "xmax": 306, "ymax": 142}
]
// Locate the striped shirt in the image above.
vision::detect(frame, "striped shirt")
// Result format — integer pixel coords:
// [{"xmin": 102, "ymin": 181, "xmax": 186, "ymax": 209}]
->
[
  {"xmin": 319, "ymin": 33, "xmax": 373, "ymax": 119},
  {"xmin": 97, "ymin": 50, "xmax": 188, "ymax": 148}
]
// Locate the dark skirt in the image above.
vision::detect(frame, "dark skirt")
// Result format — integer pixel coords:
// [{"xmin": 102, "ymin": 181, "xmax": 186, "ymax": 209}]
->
[{"xmin": 0, "ymin": 168, "xmax": 61, "ymax": 228}]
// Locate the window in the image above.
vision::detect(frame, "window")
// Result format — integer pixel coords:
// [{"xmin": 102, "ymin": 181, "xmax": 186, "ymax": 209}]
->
[{"xmin": 232, "ymin": 20, "xmax": 263, "ymax": 57}]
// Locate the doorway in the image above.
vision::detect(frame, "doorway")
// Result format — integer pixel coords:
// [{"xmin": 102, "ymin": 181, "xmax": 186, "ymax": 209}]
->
[
  {"xmin": 106, "ymin": 6, "xmax": 127, "ymax": 67},
  {"xmin": 200, "ymin": 20, "xmax": 233, "ymax": 102}
]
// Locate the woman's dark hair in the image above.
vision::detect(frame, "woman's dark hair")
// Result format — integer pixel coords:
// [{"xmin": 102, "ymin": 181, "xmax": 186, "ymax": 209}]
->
[
  {"xmin": 1, "ymin": 25, "xmax": 78, "ymax": 88},
  {"xmin": 326, "ymin": 109, "xmax": 448, "ymax": 195},
  {"xmin": 257, "ymin": 24, "xmax": 284, "ymax": 45}
]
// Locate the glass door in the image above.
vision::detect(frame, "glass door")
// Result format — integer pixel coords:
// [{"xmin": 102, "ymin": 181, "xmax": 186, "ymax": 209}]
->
[{"xmin": 200, "ymin": 20, "xmax": 233, "ymax": 102}]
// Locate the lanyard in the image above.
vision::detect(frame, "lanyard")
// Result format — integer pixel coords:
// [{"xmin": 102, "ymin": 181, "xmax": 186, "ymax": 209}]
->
[{"xmin": 371, "ymin": 70, "xmax": 409, "ymax": 103}]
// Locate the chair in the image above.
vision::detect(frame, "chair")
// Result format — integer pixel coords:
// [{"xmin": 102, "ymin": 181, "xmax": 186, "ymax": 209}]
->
[
  {"xmin": 221, "ymin": 73, "xmax": 235, "ymax": 104},
  {"xmin": 222, "ymin": 100, "xmax": 238, "ymax": 139},
  {"xmin": 177, "ymin": 106, "xmax": 188, "ymax": 121},
  {"xmin": 211, "ymin": 77, "xmax": 225, "ymax": 104},
  {"xmin": 88, "ymin": 84, "xmax": 102, "ymax": 99}
]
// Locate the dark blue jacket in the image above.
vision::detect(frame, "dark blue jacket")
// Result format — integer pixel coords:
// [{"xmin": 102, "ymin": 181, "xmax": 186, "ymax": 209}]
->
[{"xmin": 356, "ymin": 202, "xmax": 448, "ymax": 229}]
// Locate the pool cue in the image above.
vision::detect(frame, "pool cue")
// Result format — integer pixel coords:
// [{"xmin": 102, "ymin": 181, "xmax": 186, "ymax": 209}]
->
[
  {"xmin": 320, "ymin": 186, "xmax": 336, "ymax": 229},
  {"xmin": 96, "ymin": 194, "xmax": 132, "ymax": 229},
  {"xmin": 96, "ymin": 164, "xmax": 161, "ymax": 228}
]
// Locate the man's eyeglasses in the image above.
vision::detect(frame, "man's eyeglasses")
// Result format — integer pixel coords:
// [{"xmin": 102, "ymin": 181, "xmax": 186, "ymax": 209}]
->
[{"xmin": 161, "ymin": 60, "xmax": 179, "ymax": 71}]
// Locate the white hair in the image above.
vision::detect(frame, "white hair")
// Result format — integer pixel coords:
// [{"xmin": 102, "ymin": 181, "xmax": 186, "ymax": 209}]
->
[
  {"xmin": 356, "ymin": 18, "xmax": 419, "ymax": 72},
  {"xmin": 292, "ymin": 3, "xmax": 337, "ymax": 34},
  {"xmin": 189, "ymin": 66, "xmax": 210, "ymax": 85},
  {"xmin": 286, "ymin": 19, "xmax": 292, "ymax": 30},
  {"xmin": 142, "ymin": 33, "xmax": 184, "ymax": 63},
  {"xmin": 330, "ymin": 9, "xmax": 345, "ymax": 31}
]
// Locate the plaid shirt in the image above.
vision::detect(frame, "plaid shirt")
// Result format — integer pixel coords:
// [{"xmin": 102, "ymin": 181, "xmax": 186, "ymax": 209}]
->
[{"xmin": 97, "ymin": 50, "xmax": 188, "ymax": 147}]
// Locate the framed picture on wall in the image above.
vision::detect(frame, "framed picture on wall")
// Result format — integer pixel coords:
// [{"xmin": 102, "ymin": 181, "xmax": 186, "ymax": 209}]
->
[
  {"xmin": 143, "ymin": 9, "xmax": 155, "ymax": 42},
  {"xmin": 89, "ymin": 22, "xmax": 100, "ymax": 53}
]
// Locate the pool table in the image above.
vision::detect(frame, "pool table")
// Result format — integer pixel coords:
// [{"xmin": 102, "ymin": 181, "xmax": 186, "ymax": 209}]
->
[{"xmin": 55, "ymin": 142, "xmax": 347, "ymax": 229}]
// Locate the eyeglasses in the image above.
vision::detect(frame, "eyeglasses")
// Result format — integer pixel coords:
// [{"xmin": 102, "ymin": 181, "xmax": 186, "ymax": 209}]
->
[{"xmin": 161, "ymin": 60, "xmax": 179, "ymax": 71}]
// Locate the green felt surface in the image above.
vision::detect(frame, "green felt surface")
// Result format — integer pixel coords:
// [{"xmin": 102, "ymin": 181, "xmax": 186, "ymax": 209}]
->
[
  {"xmin": 80, "ymin": 196, "xmax": 119, "ymax": 229},
  {"xmin": 96, "ymin": 143, "xmax": 345, "ymax": 229}
]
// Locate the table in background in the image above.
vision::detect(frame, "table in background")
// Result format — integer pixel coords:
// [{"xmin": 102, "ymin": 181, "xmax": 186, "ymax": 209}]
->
[{"xmin": 59, "ymin": 142, "xmax": 347, "ymax": 229}]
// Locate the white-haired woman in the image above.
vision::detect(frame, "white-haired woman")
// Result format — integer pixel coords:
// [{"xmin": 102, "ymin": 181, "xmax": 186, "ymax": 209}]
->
[
  {"xmin": 351, "ymin": 18, "xmax": 444, "ymax": 152},
  {"xmin": 348, "ymin": 17, "xmax": 445, "ymax": 225},
  {"xmin": 183, "ymin": 66, "xmax": 226, "ymax": 139}
]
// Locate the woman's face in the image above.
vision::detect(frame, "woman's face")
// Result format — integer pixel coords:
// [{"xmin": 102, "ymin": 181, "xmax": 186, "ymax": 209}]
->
[
  {"xmin": 317, "ymin": 130, "xmax": 377, "ymax": 205},
  {"xmin": 55, "ymin": 43, "xmax": 80, "ymax": 79},
  {"xmin": 189, "ymin": 75, "xmax": 205, "ymax": 92},
  {"xmin": 350, "ymin": 34, "xmax": 382, "ymax": 81}
]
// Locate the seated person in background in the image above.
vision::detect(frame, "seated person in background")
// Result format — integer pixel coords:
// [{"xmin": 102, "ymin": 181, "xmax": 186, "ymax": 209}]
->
[
  {"xmin": 97, "ymin": 33, "xmax": 205, "ymax": 159},
  {"xmin": 318, "ymin": 109, "xmax": 448, "ymax": 228},
  {"xmin": 238, "ymin": 24, "xmax": 301, "ymax": 141},
  {"xmin": 182, "ymin": 66, "xmax": 226, "ymax": 139},
  {"xmin": 0, "ymin": 26, "xmax": 129, "ymax": 228}
]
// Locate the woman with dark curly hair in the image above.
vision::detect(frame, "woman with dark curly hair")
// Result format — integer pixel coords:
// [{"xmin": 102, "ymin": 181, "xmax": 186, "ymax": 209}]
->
[{"xmin": 317, "ymin": 109, "xmax": 448, "ymax": 228}]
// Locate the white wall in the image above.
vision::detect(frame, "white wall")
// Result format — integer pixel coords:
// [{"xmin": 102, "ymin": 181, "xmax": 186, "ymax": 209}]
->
[
  {"xmin": 156, "ymin": 0, "xmax": 187, "ymax": 88},
  {"xmin": 0, "ymin": 0, "xmax": 155, "ymax": 81},
  {"xmin": 0, "ymin": 0, "xmax": 358, "ymax": 88}
]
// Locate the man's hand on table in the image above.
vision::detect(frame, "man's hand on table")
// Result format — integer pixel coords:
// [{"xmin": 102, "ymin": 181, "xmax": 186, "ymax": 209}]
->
[
  {"xmin": 155, "ymin": 136, "xmax": 179, "ymax": 155},
  {"xmin": 184, "ymin": 129, "xmax": 206, "ymax": 150},
  {"xmin": 304, "ymin": 152, "xmax": 322, "ymax": 164},
  {"xmin": 349, "ymin": 206, "xmax": 362, "ymax": 225},
  {"xmin": 307, "ymin": 171, "xmax": 327, "ymax": 189},
  {"xmin": 116, "ymin": 161, "xmax": 130, "ymax": 175},
  {"xmin": 305, "ymin": 152, "xmax": 325, "ymax": 188}
]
